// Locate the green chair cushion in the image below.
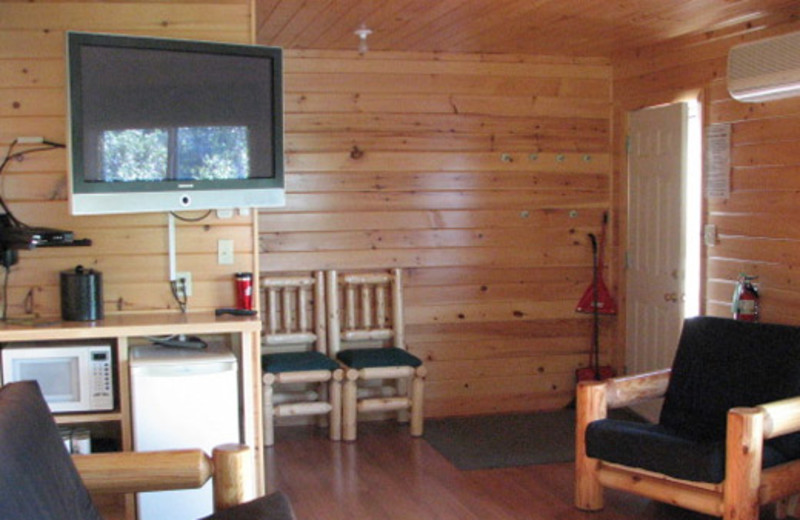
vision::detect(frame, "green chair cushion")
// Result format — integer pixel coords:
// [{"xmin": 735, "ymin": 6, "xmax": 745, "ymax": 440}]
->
[
  {"xmin": 262, "ymin": 351, "xmax": 339, "ymax": 374},
  {"xmin": 337, "ymin": 347, "xmax": 422, "ymax": 369}
]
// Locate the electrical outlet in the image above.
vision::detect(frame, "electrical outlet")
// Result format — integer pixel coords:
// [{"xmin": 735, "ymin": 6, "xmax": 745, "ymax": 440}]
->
[
  {"xmin": 218, "ymin": 239, "xmax": 234, "ymax": 265},
  {"xmin": 175, "ymin": 271, "xmax": 192, "ymax": 296}
]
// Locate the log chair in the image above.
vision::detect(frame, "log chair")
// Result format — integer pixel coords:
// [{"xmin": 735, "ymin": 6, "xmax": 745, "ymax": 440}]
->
[
  {"xmin": 575, "ymin": 316, "xmax": 800, "ymax": 520},
  {"xmin": 261, "ymin": 271, "xmax": 343, "ymax": 446},
  {"xmin": 326, "ymin": 268, "xmax": 426, "ymax": 442}
]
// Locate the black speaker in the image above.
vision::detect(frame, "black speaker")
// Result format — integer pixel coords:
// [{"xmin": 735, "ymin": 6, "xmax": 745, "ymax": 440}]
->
[{"xmin": 60, "ymin": 265, "xmax": 103, "ymax": 321}]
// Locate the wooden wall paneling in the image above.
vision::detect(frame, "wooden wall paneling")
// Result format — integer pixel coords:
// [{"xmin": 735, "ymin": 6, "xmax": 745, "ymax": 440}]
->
[
  {"xmin": 0, "ymin": 0, "xmax": 255, "ymax": 321},
  {"xmin": 612, "ymin": 9, "xmax": 800, "ymax": 82},
  {"xmin": 0, "ymin": 3, "xmax": 252, "ymax": 41},
  {"xmin": 261, "ymin": 51, "xmax": 612, "ymax": 416}
]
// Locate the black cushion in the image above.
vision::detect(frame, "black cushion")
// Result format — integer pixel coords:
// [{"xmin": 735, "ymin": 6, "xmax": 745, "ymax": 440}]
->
[
  {"xmin": 337, "ymin": 347, "xmax": 422, "ymax": 369},
  {"xmin": 586, "ymin": 418, "xmax": 790, "ymax": 483},
  {"xmin": 262, "ymin": 351, "xmax": 339, "ymax": 373},
  {"xmin": 661, "ymin": 317, "xmax": 800, "ymax": 448},
  {"xmin": 586, "ymin": 316, "xmax": 800, "ymax": 483},
  {"xmin": 200, "ymin": 491, "xmax": 296, "ymax": 520},
  {"xmin": 0, "ymin": 381, "xmax": 103, "ymax": 520}
]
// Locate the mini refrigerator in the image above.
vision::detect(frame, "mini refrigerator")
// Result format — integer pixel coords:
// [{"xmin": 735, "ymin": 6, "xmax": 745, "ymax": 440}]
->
[{"xmin": 130, "ymin": 344, "xmax": 239, "ymax": 520}]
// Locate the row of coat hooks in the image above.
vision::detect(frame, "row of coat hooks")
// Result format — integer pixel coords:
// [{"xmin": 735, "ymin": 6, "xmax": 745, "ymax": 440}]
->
[{"xmin": 499, "ymin": 153, "xmax": 595, "ymax": 163}]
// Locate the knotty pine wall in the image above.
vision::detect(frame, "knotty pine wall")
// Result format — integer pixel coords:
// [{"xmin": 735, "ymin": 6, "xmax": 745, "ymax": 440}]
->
[
  {"xmin": 260, "ymin": 51, "xmax": 613, "ymax": 416},
  {"xmin": 4, "ymin": 0, "xmax": 615, "ymax": 418},
  {"xmin": 0, "ymin": 0, "xmax": 255, "ymax": 318},
  {"xmin": 611, "ymin": 11, "xmax": 800, "ymax": 366}
]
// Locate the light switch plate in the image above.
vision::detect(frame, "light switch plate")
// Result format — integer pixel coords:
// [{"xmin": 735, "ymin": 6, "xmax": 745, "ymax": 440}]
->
[
  {"xmin": 218, "ymin": 239, "xmax": 234, "ymax": 265},
  {"xmin": 704, "ymin": 224, "xmax": 717, "ymax": 247}
]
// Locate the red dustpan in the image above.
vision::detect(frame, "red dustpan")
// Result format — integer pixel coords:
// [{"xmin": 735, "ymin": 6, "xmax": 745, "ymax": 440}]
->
[
  {"xmin": 576, "ymin": 214, "xmax": 617, "ymax": 315},
  {"xmin": 575, "ymin": 262, "xmax": 617, "ymax": 314}
]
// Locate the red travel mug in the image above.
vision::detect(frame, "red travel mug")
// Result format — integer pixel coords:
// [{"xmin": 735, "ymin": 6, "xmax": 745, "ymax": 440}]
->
[{"xmin": 235, "ymin": 272, "xmax": 253, "ymax": 310}]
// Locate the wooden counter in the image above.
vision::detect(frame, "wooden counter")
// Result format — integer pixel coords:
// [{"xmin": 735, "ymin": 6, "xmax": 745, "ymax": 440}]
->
[{"xmin": 0, "ymin": 313, "xmax": 263, "ymax": 520}]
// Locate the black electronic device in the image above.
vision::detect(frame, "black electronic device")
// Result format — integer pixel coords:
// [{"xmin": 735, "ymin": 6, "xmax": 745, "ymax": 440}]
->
[
  {"xmin": 66, "ymin": 31, "xmax": 285, "ymax": 216},
  {"xmin": 215, "ymin": 307, "xmax": 257, "ymax": 317},
  {"xmin": 152, "ymin": 335, "xmax": 208, "ymax": 349},
  {"xmin": 0, "ymin": 226, "xmax": 74, "ymax": 249},
  {"xmin": 0, "ymin": 214, "xmax": 91, "ymax": 252}
]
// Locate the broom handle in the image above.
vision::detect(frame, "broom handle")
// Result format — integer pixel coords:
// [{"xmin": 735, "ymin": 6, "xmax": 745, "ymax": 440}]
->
[
  {"xmin": 597, "ymin": 211, "xmax": 608, "ymax": 271},
  {"xmin": 586, "ymin": 212, "xmax": 608, "ymax": 378},
  {"xmin": 589, "ymin": 233, "xmax": 600, "ymax": 377}
]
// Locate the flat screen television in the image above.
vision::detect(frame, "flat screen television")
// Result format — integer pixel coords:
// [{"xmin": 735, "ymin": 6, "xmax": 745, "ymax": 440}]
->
[{"xmin": 66, "ymin": 32, "xmax": 285, "ymax": 215}]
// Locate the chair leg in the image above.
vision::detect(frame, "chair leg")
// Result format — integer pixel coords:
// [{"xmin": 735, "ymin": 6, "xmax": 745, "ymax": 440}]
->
[
  {"xmin": 410, "ymin": 366, "xmax": 426, "ymax": 437},
  {"xmin": 342, "ymin": 369, "xmax": 359, "ymax": 441},
  {"xmin": 329, "ymin": 370, "xmax": 343, "ymax": 442},
  {"xmin": 317, "ymin": 382, "xmax": 330, "ymax": 430},
  {"xmin": 723, "ymin": 408, "xmax": 763, "ymax": 520},
  {"xmin": 263, "ymin": 373, "xmax": 276, "ymax": 447},
  {"xmin": 575, "ymin": 381, "xmax": 606, "ymax": 511},
  {"xmin": 396, "ymin": 377, "xmax": 410, "ymax": 424},
  {"xmin": 776, "ymin": 494, "xmax": 799, "ymax": 519}
]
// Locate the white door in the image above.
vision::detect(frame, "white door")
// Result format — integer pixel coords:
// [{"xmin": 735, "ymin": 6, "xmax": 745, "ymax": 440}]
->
[{"xmin": 626, "ymin": 103, "xmax": 688, "ymax": 420}]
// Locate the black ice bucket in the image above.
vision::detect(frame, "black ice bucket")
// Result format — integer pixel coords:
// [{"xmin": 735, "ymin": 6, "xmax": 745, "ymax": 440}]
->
[{"xmin": 60, "ymin": 265, "xmax": 104, "ymax": 321}]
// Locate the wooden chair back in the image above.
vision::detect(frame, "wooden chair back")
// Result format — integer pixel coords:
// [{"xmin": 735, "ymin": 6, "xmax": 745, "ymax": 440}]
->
[
  {"xmin": 260, "ymin": 271, "xmax": 343, "ymax": 446},
  {"xmin": 327, "ymin": 268, "xmax": 404, "ymax": 355},
  {"xmin": 262, "ymin": 271, "xmax": 326, "ymax": 354}
]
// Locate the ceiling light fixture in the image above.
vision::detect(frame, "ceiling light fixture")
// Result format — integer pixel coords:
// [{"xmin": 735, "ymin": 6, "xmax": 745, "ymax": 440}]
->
[{"xmin": 354, "ymin": 23, "xmax": 372, "ymax": 55}]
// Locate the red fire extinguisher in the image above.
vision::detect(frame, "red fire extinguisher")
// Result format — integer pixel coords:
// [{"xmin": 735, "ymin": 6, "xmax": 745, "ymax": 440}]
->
[{"xmin": 732, "ymin": 273, "xmax": 759, "ymax": 322}]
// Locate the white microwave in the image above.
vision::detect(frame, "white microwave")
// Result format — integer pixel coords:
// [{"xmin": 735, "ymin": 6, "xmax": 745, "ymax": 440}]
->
[{"xmin": 1, "ymin": 343, "xmax": 114, "ymax": 413}]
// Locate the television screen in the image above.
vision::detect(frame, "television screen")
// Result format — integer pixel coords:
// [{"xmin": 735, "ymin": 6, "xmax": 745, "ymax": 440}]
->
[{"xmin": 67, "ymin": 32, "xmax": 285, "ymax": 215}]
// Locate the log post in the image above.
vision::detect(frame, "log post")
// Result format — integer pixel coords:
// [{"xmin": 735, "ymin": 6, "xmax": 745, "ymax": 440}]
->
[
  {"xmin": 326, "ymin": 270, "xmax": 341, "ymax": 356},
  {"xmin": 723, "ymin": 407, "xmax": 763, "ymax": 520},
  {"xmin": 212, "ymin": 444, "xmax": 254, "ymax": 511},
  {"xmin": 393, "ymin": 268, "xmax": 405, "ymax": 348},
  {"xmin": 342, "ymin": 368, "xmax": 359, "ymax": 441},
  {"xmin": 314, "ymin": 270, "xmax": 327, "ymax": 353},
  {"xmin": 396, "ymin": 376, "xmax": 410, "ymax": 424},
  {"xmin": 410, "ymin": 365, "xmax": 426, "ymax": 437},
  {"xmin": 75, "ymin": 449, "xmax": 212, "ymax": 494},
  {"xmin": 575, "ymin": 380, "xmax": 607, "ymax": 511},
  {"xmin": 262, "ymin": 373, "xmax": 276, "ymax": 447},
  {"xmin": 329, "ymin": 369, "xmax": 343, "ymax": 441}
]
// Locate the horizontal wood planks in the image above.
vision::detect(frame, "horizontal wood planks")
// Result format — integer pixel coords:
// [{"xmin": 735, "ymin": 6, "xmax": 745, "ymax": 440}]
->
[
  {"xmin": 706, "ymin": 82, "xmax": 800, "ymax": 324},
  {"xmin": 261, "ymin": 50, "xmax": 612, "ymax": 416},
  {"xmin": 0, "ymin": 1, "xmax": 254, "ymax": 319},
  {"xmin": 612, "ymin": 15, "xmax": 800, "ymax": 343}
]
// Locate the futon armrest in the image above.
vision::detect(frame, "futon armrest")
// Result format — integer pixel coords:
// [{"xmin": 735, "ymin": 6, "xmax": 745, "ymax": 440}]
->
[
  {"xmin": 73, "ymin": 444, "xmax": 254, "ymax": 511},
  {"xmin": 604, "ymin": 368, "xmax": 672, "ymax": 409},
  {"xmin": 576, "ymin": 368, "xmax": 671, "ymax": 424},
  {"xmin": 755, "ymin": 395, "xmax": 800, "ymax": 440},
  {"xmin": 73, "ymin": 448, "xmax": 213, "ymax": 494}
]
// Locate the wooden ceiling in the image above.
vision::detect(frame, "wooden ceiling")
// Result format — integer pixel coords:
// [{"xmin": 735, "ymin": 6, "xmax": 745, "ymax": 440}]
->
[{"xmin": 255, "ymin": 0, "xmax": 800, "ymax": 56}]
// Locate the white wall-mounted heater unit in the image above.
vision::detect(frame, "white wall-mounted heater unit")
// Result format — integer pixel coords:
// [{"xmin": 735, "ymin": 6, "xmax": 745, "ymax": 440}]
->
[{"xmin": 728, "ymin": 31, "xmax": 800, "ymax": 103}]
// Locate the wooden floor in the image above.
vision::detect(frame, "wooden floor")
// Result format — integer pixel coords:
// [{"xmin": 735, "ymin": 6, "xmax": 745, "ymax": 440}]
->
[{"xmin": 263, "ymin": 422, "xmax": 779, "ymax": 520}]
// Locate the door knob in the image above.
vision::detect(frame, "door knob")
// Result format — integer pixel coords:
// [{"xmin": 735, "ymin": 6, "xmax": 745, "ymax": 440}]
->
[{"xmin": 664, "ymin": 292, "xmax": 679, "ymax": 302}]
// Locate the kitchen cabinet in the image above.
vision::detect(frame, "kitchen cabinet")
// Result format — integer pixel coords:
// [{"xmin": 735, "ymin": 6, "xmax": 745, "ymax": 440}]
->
[{"xmin": 0, "ymin": 313, "xmax": 263, "ymax": 520}]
